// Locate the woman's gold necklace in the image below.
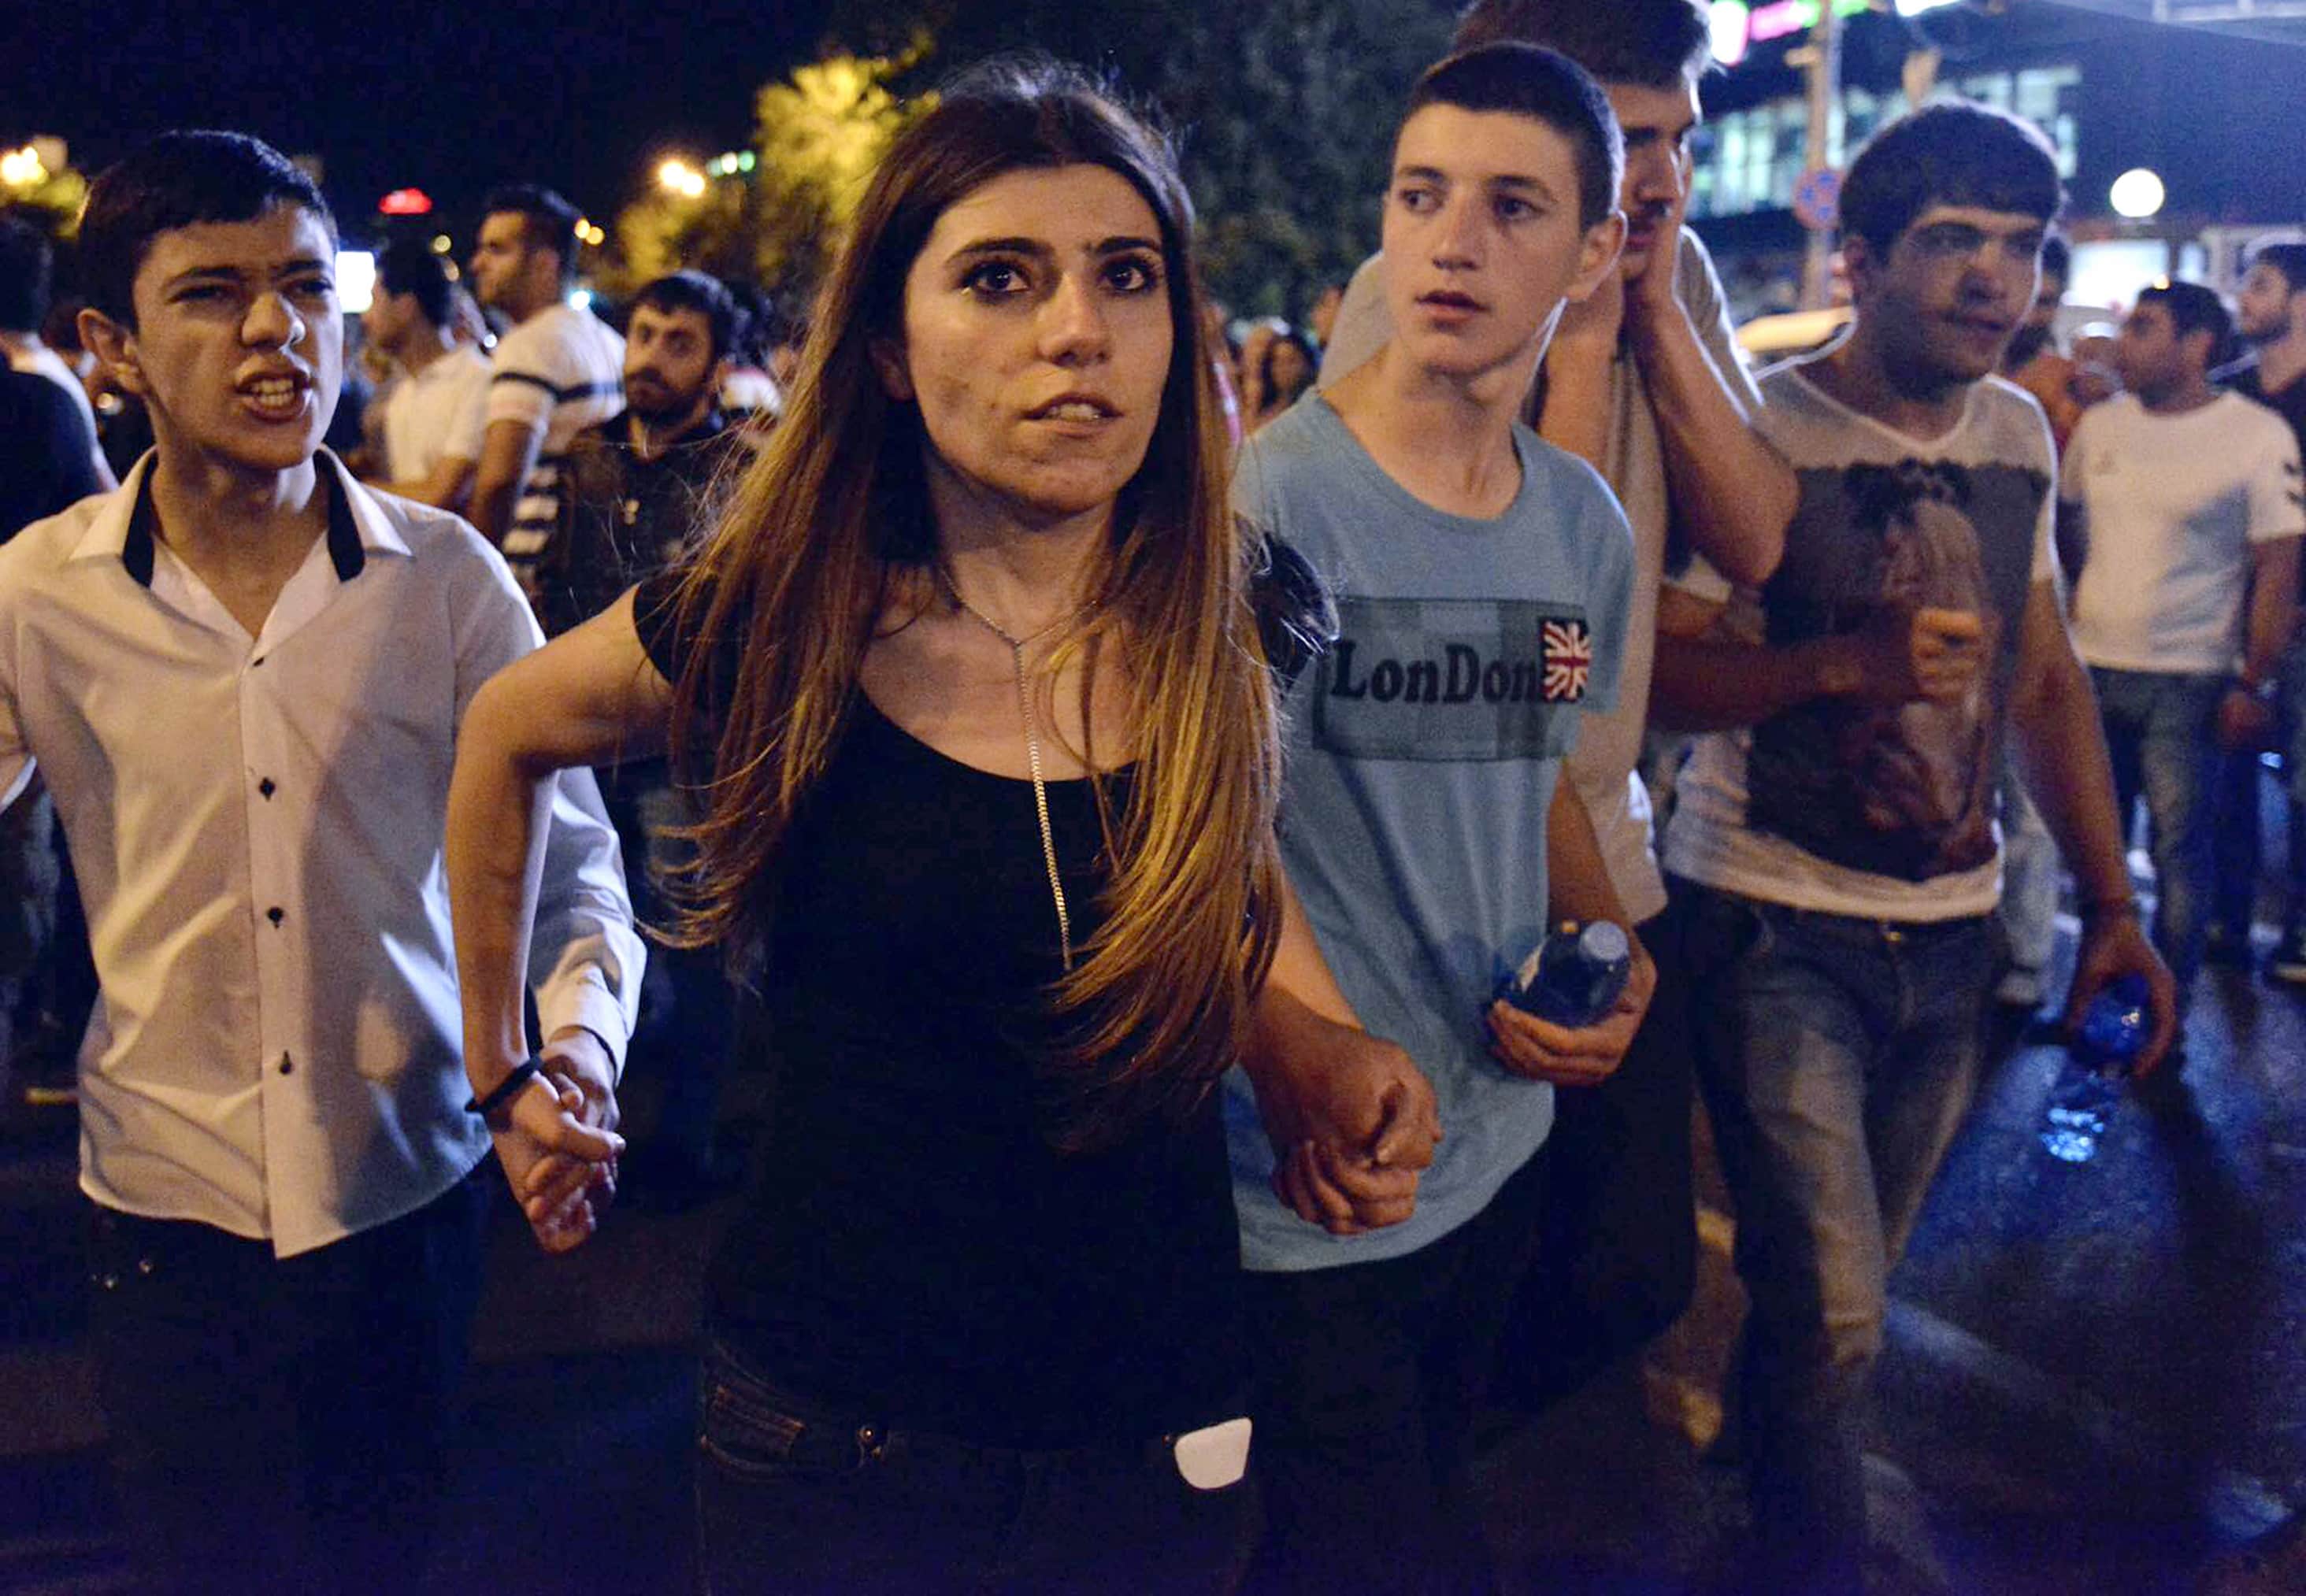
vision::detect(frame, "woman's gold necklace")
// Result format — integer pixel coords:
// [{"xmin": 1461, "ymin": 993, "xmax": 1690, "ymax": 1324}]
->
[{"xmin": 935, "ymin": 566, "xmax": 1094, "ymax": 971}]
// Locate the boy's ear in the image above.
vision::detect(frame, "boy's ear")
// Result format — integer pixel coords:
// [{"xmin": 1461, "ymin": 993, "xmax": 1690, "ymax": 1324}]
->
[
  {"xmin": 78, "ymin": 306, "xmax": 149, "ymax": 398},
  {"xmin": 1565, "ymin": 209, "xmax": 1629, "ymax": 304}
]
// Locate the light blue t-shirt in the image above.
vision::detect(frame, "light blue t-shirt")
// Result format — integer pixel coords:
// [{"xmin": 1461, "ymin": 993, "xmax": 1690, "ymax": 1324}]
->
[{"xmin": 1225, "ymin": 393, "xmax": 1635, "ymax": 1272}]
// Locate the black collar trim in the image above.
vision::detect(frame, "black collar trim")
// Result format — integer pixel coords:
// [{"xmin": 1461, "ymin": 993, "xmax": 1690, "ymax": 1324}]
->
[{"xmin": 120, "ymin": 463, "xmax": 364, "ymax": 589}]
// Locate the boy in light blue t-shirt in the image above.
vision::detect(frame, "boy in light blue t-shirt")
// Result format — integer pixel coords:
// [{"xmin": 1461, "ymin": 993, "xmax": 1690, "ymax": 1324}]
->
[{"xmin": 1222, "ymin": 41, "xmax": 1649, "ymax": 1595}]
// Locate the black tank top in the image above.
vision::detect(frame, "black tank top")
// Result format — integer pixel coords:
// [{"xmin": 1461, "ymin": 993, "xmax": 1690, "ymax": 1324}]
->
[{"xmin": 636, "ymin": 573, "xmax": 1244, "ymax": 1447}]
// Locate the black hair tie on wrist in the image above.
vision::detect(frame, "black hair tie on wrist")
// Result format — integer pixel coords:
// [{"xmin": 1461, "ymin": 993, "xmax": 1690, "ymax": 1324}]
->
[{"xmin": 466, "ymin": 1057, "xmax": 543, "ymax": 1120}]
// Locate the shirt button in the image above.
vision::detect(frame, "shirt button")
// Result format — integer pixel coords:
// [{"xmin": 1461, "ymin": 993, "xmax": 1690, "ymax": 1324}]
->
[
  {"xmin": 279, "ymin": 1054, "xmax": 294, "ymax": 1076},
  {"xmin": 258, "ymin": 778, "xmax": 276, "ymax": 799},
  {"xmin": 267, "ymin": 906, "xmax": 285, "ymax": 927}
]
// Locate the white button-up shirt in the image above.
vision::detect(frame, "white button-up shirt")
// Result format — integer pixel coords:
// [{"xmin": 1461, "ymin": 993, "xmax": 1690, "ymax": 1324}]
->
[{"xmin": 0, "ymin": 453, "xmax": 643, "ymax": 1257}]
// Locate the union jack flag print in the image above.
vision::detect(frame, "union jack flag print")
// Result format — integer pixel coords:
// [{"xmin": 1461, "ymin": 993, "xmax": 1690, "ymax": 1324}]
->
[{"xmin": 1541, "ymin": 619, "xmax": 1592, "ymax": 702}]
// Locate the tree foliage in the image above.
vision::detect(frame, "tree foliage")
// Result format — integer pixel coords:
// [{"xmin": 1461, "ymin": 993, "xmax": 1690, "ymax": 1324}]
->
[
  {"xmin": 611, "ymin": 2, "xmax": 1460, "ymax": 324},
  {"xmin": 829, "ymin": 0, "xmax": 1459, "ymax": 320},
  {"xmin": 605, "ymin": 37, "xmax": 933, "ymax": 300}
]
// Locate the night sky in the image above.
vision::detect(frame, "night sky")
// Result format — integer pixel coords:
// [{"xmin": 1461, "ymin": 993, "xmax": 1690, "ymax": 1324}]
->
[{"xmin": 19, "ymin": 1, "xmax": 843, "ymax": 243}]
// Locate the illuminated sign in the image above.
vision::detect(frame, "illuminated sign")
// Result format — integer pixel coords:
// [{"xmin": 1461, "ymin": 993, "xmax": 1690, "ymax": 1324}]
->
[{"xmin": 1734, "ymin": 0, "xmax": 1873, "ymax": 47}]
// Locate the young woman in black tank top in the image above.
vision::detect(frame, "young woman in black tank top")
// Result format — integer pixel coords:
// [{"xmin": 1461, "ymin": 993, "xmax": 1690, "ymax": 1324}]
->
[{"xmin": 438, "ymin": 60, "xmax": 1371, "ymax": 1595}]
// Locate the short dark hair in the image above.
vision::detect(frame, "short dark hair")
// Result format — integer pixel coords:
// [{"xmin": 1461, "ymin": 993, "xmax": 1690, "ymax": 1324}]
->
[
  {"xmin": 480, "ymin": 184, "xmax": 580, "ymax": 287},
  {"xmin": 2138, "ymin": 280, "xmax": 2234, "ymax": 367},
  {"xmin": 376, "ymin": 238, "xmax": 455, "ymax": 327},
  {"xmin": 1451, "ymin": 0, "xmax": 1711, "ymax": 88},
  {"xmin": 1404, "ymin": 43, "xmax": 1624, "ymax": 230},
  {"xmin": 2041, "ymin": 233, "xmax": 2071, "ymax": 286},
  {"xmin": 0, "ymin": 215, "xmax": 54, "ymax": 334},
  {"xmin": 2249, "ymin": 240, "xmax": 2306, "ymax": 297},
  {"xmin": 1839, "ymin": 102, "xmax": 2063, "ymax": 256},
  {"xmin": 78, "ymin": 131, "xmax": 333, "ymax": 326},
  {"xmin": 631, "ymin": 269, "xmax": 739, "ymax": 362}
]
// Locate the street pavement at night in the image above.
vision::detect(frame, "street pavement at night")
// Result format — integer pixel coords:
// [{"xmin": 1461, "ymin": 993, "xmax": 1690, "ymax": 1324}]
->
[{"xmin": 2, "ymin": 830, "xmax": 2302, "ymax": 1594}]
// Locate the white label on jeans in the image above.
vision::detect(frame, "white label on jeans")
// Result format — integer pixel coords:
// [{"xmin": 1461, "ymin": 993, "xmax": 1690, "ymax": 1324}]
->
[{"xmin": 1171, "ymin": 1416, "xmax": 1251, "ymax": 1490}]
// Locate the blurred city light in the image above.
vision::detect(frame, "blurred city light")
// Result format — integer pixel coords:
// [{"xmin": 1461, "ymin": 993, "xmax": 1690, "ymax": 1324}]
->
[
  {"xmin": 2110, "ymin": 167, "xmax": 2167, "ymax": 219},
  {"xmin": 429, "ymin": 234, "xmax": 452, "ymax": 254},
  {"xmin": 377, "ymin": 187, "xmax": 433, "ymax": 217},
  {"xmin": 1711, "ymin": 2, "xmax": 1752, "ymax": 67},
  {"xmin": 336, "ymin": 250, "xmax": 376, "ymax": 314},
  {"xmin": 656, "ymin": 157, "xmax": 707, "ymax": 198},
  {"xmin": 0, "ymin": 146, "xmax": 47, "ymax": 188}
]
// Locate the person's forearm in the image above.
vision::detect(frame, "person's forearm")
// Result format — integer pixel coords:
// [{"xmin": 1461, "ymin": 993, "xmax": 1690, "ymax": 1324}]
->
[
  {"xmin": 1250, "ymin": 865, "xmax": 1358, "ymax": 1028},
  {"xmin": 1651, "ymin": 628, "xmax": 1844, "ymax": 732},
  {"xmin": 2010, "ymin": 644, "xmax": 2132, "ymax": 913},
  {"xmin": 1547, "ymin": 776, "xmax": 1629, "ymax": 926},
  {"xmin": 447, "ymin": 674, "xmax": 560, "ymax": 1094},
  {"xmin": 2244, "ymin": 537, "xmax": 2301, "ymax": 684},
  {"xmin": 1537, "ymin": 340, "xmax": 1615, "ymax": 478},
  {"xmin": 1629, "ymin": 302, "xmax": 1793, "ymax": 588},
  {"xmin": 387, "ymin": 457, "xmax": 477, "ymax": 513},
  {"xmin": 468, "ymin": 473, "xmax": 515, "ymax": 546},
  {"xmin": 2055, "ymin": 499, "xmax": 2088, "ymax": 596}
]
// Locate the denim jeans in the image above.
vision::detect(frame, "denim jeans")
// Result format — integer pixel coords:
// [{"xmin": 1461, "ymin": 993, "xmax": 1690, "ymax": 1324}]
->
[
  {"xmin": 1675, "ymin": 879, "xmax": 1993, "ymax": 1594},
  {"xmin": 86, "ymin": 1173, "xmax": 487, "ymax": 1596},
  {"xmin": 2209, "ymin": 746, "xmax": 2264, "ymax": 940},
  {"xmin": 1496, "ymin": 905, "xmax": 1696, "ymax": 1416},
  {"xmin": 1241, "ymin": 1144, "xmax": 1550, "ymax": 1596},
  {"xmin": 2092, "ymin": 666, "xmax": 2226, "ymax": 996},
  {"xmin": 694, "ymin": 1339, "xmax": 1248, "ymax": 1595},
  {"xmin": 2287, "ymin": 633, "xmax": 2306, "ymax": 928}
]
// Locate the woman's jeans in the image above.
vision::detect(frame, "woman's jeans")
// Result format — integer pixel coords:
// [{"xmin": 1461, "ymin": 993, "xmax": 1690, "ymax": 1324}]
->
[
  {"xmin": 1677, "ymin": 879, "xmax": 1993, "ymax": 1594},
  {"xmin": 695, "ymin": 1339, "xmax": 1249, "ymax": 1594}
]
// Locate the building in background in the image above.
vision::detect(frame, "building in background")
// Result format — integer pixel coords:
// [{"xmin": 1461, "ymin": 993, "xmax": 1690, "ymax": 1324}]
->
[{"xmin": 1699, "ymin": 1, "xmax": 2306, "ymax": 324}]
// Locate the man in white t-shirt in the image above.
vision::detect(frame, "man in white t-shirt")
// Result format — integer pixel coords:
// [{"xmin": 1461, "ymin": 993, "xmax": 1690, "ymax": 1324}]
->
[
  {"xmin": 2063, "ymin": 280, "xmax": 2304, "ymax": 1000},
  {"xmin": 465, "ymin": 184, "xmax": 623, "ymax": 600},
  {"xmin": 361, "ymin": 238, "xmax": 491, "ymax": 513},
  {"xmin": 1651, "ymin": 104, "xmax": 2171, "ymax": 1592}
]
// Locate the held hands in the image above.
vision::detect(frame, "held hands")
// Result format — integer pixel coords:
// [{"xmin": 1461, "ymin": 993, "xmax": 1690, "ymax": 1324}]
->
[
  {"xmin": 2064, "ymin": 911, "xmax": 2180, "ymax": 1077},
  {"xmin": 1818, "ymin": 605, "xmax": 1985, "ymax": 710},
  {"xmin": 1485, "ymin": 930, "xmax": 1655, "ymax": 1087},
  {"xmin": 484, "ymin": 1025, "xmax": 625, "ymax": 1253},
  {"xmin": 1251, "ymin": 995, "xmax": 1443, "ymax": 1238}
]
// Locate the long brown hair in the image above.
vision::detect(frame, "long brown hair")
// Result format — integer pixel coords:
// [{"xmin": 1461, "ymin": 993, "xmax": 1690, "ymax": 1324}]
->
[{"xmin": 663, "ymin": 59, "xmax": 1282, "ymax": 1147}]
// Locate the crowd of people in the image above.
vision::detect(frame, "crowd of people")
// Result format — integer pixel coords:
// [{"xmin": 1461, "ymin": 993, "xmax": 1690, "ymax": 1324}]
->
[{"xmin": 0, "ymin": 1, "xmax": 2300, "ymax": 1594}]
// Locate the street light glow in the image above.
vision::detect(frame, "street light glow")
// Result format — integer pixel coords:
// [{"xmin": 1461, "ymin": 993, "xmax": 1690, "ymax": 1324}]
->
[
  {"xmin": 656, "ymin": 157, "xmax": 707, "ymax": 198},
  {"xmin": 0, "ymin": 146, "xmax": 47, "ymax": 188},
  {"xmin": 2110, "ymin": 168, "xmax": 2166, "ymax": 220}
]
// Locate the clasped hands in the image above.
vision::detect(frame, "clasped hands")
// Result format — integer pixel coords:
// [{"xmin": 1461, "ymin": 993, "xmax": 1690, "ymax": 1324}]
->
[
  {"xmin": 479, "ymin": 1024, "xmax": 625, "ymax": 1253},
  {"xmin": 1254, "ymin": 942, "xmax": 1651, "ymax": 1238}
]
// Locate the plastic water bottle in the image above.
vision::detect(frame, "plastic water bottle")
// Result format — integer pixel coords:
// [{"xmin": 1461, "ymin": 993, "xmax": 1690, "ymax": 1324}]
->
[
  {"xmin": 2038, "ymin": 975, "xmax": 2151, "ymax": 1164},
  {"xmin": 1502, "ymin": 920, "xmax": 1633, "ymax": 1029}
]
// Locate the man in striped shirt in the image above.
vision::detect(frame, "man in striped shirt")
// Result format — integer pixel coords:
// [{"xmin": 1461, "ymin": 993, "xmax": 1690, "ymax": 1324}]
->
[{"xmin": 466, "ymin": 184, "xmax": 622, "ymax": 601}]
